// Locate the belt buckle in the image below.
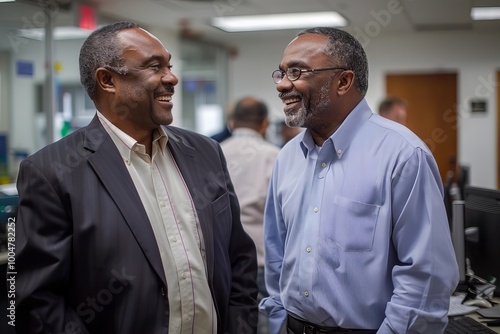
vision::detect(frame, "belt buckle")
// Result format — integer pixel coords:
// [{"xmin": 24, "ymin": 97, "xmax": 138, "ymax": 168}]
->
[{"xmin": 303, "ymin": 323, "xmax": 316, "ymax": 334}]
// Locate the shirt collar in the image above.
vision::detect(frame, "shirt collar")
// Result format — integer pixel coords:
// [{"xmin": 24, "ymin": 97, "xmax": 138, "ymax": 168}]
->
[
  {"xmin": 300, "ymin": 98, "xmax": 373, "ymax": 159},
  {"xmin": 96, "ymin": 110, "xmax": 169, "ymax": 162},
  {"xmin": 231, "ymin": 127, "xmax": 263, "ymax": 139}
]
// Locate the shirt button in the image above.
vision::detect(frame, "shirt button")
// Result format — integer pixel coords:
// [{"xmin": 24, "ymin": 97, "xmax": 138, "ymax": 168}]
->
[
  {"xmin": 304, "ymin": 291, "xmax": 309, "ymax": 297},
  {"xmin": 313, "ymin": 207, "xmax": 319, "ymax": 213},
  {"xmin": 337, "ymin": 149, "xmax": 342, "ymax": 154},
  {"xmin": 306, "ymin": 247, "xmax": 312, "ymax": 253},
  {"xmin": 181, "ymin": 272, "xmax": 187, "ymax": 279},
  {"xmin": 171, "ymin": 236, "xmax": 177, "ymax": 243},
  {"xmin": 321, "ymin": 162, "xmax": 327, "ymax": 168}
]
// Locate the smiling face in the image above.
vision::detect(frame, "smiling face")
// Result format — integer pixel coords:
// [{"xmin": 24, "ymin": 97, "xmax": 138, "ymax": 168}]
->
[
  {"xmin": 276, "ymin": 34, "xmax": 352, "ymax": 143},
  {"xmin": 277, "ymin": 34, "xmax": 343, "ymax": 130},
  {"xmin": 101, "ymin": 27, "xmax": 178, "ymax": 140}
]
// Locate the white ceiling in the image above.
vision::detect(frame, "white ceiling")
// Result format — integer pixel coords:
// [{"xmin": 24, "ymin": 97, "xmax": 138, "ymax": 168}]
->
[{"xmin": 1, "ymin": 0, "xmax": 500, "ymax": 49}]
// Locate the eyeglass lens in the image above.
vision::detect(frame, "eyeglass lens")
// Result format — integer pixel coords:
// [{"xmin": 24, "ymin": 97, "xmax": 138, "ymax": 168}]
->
[{"xmin": 272, "ymin": 68, "xmax": 302, "ymax": 84}]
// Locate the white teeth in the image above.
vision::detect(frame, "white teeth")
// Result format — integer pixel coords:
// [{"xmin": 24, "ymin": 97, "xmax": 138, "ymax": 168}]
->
[
  {"xmin": 156, "ymin": 96, "xmax": 172, "ymax": 102},
  {"xmin": 283, "ymin": 98, "xmax": 300, "ymax": 105}
]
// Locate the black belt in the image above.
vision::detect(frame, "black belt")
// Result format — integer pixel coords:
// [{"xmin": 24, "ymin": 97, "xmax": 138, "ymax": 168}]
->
[{"xmin": 287, "ymin": 314, "xmax": 377, "ymax": 334}]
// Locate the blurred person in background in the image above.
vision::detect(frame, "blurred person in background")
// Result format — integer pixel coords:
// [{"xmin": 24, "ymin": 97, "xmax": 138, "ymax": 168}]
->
[
  {"xmin": 221, "ymin": 96, "xmax": 280, "ymax": 298},
  {"xmin": 378, "ymin": 96, "xmax": 408, "ymax": 125},
  {"xmin": 221, "ymin": 96, "xmax": 280, "ymax": 333}
]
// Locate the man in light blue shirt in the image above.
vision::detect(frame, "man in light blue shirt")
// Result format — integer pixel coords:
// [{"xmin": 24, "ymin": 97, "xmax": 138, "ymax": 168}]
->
[{"xmin": 260, "ymin": 27, "xmax": 459, "ymax": 334}]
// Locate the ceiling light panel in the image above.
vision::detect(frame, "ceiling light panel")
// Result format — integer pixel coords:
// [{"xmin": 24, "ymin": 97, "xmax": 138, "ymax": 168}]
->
[
  {"xmin": 211, "ymin": 12, "xmax": 347, "ymax": 32},
  {"xmin": 471, "ymin": 7, "xmax": 500, "ymax": 20}
]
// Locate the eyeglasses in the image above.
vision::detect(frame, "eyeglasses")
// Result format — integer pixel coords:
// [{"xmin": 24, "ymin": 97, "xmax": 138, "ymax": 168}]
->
[{"xmin": 272, "ymin": 67, "xmax": 347, "ymax": 84}]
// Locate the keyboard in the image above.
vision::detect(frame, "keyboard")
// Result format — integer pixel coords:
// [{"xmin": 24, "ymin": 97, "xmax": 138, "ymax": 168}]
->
[{"xmin": 445, "ymin": 316, "xmax": 497, "ymax": 334}]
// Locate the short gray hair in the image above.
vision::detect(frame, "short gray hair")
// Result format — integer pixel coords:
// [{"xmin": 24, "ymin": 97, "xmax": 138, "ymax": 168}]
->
[
  {"xmin": 79, "ymin": 21, "xmax": 139, "ymax": 100},
  {"xmin": 298, "ymin": 27, "xmax": 368, "ymax": 96}
]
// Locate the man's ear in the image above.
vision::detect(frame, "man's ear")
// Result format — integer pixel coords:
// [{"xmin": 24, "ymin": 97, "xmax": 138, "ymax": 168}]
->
[
  {"xmin": 95, "ymin": 68, "xmax": 116, "ymax": 94},
  {"xmin": 337, "ymin": 70, "xmax": 355, "ymax": 96}
]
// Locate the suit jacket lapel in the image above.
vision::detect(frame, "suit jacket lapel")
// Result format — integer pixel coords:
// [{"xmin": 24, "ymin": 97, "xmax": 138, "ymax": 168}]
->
[
  {"xmin": 165, "ymin": 128, "xmax": 215, "ymax": 283},
  {"xmin": 83, "ymin": 117, "xmax": 167, "ymax": 286}
]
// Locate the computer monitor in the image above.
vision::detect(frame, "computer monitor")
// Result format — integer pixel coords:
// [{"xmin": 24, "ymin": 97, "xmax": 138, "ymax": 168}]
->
[
  {"xmin": 450, "ymin": 200, "xmax": 466, "ymax": 286},
  {"xmin": 444, "ymin": 164, "xmax": 470, "ymax": 227},
  {"xmin": 457, "ymin": 165, "xmax": 470, "ymax": 200},
  {"xmin": 463, "ymin": 185, "xmax": 500, "ymax": 296}
]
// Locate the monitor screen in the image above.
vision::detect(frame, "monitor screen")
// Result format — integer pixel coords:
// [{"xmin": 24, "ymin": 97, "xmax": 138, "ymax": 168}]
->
[
  {"xmin": 444, "ymin": 164, "xmax": 470, "ymax": 227},
  {"xmin": 464, "ymin": 186, "xmax": 500, "ymax": 295},
  {"xmin": 457, "ymin": 165, "xmax": 470, "ymax": 200},
  {"xmin": 450, "ymin": 200, "xmax": 466, "ymax": 286}
]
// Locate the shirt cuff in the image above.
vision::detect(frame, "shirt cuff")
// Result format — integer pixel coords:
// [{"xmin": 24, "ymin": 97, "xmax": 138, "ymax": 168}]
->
[{"xmin": 259, "ymin": 296, "xmax": 287, "ymax": 334}]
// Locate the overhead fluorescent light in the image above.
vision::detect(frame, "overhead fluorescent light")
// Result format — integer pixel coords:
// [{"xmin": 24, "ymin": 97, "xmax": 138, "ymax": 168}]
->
[
  {"xmin": 0, "ymin": 0, "xmax": 16, "ymax": 2},
  {"xmin": 211, "ymin": 12, "xmax": 347, "ymax": 32},
  {"xmin": 471, "ymin": 7, "xmax": 500, "ymax": 20},
  {"xmin": 16, "ymin": 26, "xmax": 95, "ymax": 40}
]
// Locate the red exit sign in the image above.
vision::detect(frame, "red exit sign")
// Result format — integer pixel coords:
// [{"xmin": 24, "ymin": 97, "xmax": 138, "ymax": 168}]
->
[{"xmin": 79, "ymin": 4, "xmax": 96, "ymax": 30}]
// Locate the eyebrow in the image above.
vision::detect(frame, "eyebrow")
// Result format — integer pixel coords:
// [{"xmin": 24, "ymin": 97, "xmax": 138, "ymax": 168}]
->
[{"xmin": 145, "ymin": 54, "xmax": 172, "ymax": 64}]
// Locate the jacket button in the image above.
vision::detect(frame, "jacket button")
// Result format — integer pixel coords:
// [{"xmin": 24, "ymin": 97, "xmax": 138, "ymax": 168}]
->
[{"xmin": 161, "ymin": 288, "xmax": 166, "ymax": 297}]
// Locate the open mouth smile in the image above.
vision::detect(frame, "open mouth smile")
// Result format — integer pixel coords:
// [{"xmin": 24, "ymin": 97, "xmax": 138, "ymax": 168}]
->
[
  {"xmin": 155, "ymin": 95, "xmax": 172, "ymax": 102},
  {"xmin": 283, "ymin": 97, "xmax": 301, "ymax": 105}
]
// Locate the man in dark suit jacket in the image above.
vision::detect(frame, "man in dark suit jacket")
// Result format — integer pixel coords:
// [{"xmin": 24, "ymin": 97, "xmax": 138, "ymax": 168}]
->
[{"xmin": 14, "ymin": 21, "xmax": 258, "ymax": 334}]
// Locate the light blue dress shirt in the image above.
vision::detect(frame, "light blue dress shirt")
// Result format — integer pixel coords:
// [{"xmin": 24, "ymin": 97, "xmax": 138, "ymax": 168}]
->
[{"xmin": 259, "ymin": 99, "xmax": 459, "ymax": 333}]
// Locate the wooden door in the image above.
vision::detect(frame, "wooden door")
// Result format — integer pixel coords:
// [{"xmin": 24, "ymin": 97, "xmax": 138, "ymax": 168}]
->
[{"xmin": 386, "ymin": 73, "xmax": 457, "ymax": 183}]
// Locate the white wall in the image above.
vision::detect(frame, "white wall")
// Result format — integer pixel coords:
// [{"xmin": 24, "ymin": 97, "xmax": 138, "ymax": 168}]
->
[{"xmin": 229, "ymin": 30, "xmax": 499, "ymax": 189}]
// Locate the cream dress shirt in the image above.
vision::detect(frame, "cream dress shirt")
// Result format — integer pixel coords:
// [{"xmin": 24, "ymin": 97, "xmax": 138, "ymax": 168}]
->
[{"xmin": 98, "ymin": 112, "xmax": 216, "ymax": 334}]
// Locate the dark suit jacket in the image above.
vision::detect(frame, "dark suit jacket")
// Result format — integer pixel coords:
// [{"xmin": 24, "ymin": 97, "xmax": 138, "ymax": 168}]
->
[{"xmin": 14, "ymin": 116, "xmax": 258, "ymax": 334}]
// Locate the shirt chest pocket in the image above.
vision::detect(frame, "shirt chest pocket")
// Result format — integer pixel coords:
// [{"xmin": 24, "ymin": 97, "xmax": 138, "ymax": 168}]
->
[{"xmin": 329, "ymin": 195, "xmax": 380, "ymax": 252}]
